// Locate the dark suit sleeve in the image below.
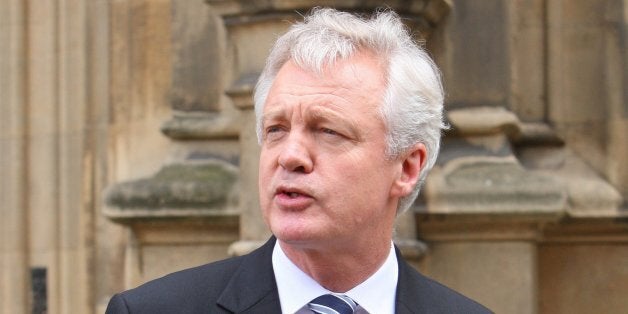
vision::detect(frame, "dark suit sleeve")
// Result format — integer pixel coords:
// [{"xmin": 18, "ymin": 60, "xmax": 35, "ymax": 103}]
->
[
  {"xmin": 105, "ymin": 294, "xmax": 130, "ymax": 314},
  {"xmin": 100, "ymin": 238, "xmax": 280, "ymax": 314}
]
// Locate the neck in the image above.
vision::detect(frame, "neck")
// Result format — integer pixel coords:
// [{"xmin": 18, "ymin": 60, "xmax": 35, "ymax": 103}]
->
[{"xmin": 278, "ymin": 235, "xmax": 392, "ymax": 292}]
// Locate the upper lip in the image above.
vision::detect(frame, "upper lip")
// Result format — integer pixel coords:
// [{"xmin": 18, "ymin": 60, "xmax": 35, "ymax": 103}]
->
[{"xmin": 274, "ymin": 185, "xmax": 313, "ymax": 197}]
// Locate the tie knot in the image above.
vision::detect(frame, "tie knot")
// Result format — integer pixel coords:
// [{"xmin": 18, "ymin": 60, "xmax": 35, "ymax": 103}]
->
[{"xmin": 308, "ymin": 293, "xmax": 358, "ymax": 314}]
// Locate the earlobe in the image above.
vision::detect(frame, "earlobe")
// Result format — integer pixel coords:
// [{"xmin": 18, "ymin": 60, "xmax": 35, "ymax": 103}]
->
[{"xmin": 391, "ymin": 143, "xmax": 427, "ymax": 197}]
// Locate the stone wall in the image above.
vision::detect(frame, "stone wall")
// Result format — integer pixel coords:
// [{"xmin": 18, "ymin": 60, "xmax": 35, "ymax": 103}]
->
[
  {"xmin": 0, "ymin": 1, "xmax": 110, "ymax": 313},
  {"xmin": 1, "ymin": 1, "xmax": 626, "ymax": 313}
]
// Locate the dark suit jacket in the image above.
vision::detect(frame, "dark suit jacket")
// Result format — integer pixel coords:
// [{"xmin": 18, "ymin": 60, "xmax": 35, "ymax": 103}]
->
[{"xmin": 106, "ymin": 237, "xmax": 491, "ymax": 313}]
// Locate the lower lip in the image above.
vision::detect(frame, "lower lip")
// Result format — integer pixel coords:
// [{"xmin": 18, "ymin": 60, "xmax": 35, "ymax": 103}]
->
[{"xmin": 274, "ymin": 193, "xmax": 314, "ymax": 211}]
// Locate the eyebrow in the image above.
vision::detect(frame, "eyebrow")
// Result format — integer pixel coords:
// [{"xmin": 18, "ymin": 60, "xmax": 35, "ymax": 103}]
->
[
  {"xmin": 260, "ymin": 103, "xmax": 363, "ymax": 141},
  {"xmin": 261, "ymin": 107, "xmax": 288, "ymax": 127},
  {"xmin": 305, "ymin": 105, "xmax": 361, "ymax": 140}
]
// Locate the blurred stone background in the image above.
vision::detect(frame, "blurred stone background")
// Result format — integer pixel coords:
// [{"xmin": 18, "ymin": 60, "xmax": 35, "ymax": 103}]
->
[{"xmin": 1, "ymin": 1, "xmax": 626, "ymax": 313}]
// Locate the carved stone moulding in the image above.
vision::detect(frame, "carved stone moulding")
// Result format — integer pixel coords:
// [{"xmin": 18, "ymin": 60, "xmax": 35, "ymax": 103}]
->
[
  {"xmin": 103, "ymin": 159, "xmax": 241, "ymax": 287},
  {"xmin": 215, "ymin": 0, "xmax": 451, "ymax": 111},
  {"xmin": 420, "ymin": 106, "xmax": 626, "ymax": 242},
  {"xmin": 206, "ymin": 0, "xmax": 450, "ymax": 25},
  {"xmin": 104, "ymin": 160, "xmax": 240, "ymax": 224},
  {"xmin": 161, "ymin": 110, "xmax": 241, "ymax": 140}
]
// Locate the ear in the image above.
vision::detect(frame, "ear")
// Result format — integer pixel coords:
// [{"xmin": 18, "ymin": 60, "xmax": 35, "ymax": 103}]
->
[{"xmin": 390, "ymin": 143, "xmax": 427, "ymax": 198}]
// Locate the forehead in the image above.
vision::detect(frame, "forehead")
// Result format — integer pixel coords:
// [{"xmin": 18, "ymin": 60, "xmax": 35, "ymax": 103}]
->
[{"xmin": 263, "ymin": 52, "xmax": 387, "ymax": 115}]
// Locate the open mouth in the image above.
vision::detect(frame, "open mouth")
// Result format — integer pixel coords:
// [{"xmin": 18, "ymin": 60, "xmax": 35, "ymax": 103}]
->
[
  {"xmin": 276, "ymin": 187, "xmax": 311, "ymax": 199},
  {"xmin": 273, "ymin": 186, "xmax": 314, "ymax": 210}
]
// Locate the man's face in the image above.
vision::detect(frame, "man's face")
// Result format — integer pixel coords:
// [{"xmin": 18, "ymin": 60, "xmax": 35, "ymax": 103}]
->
[{"xmin": 258, "ymin": 52, "xmax": 403, "ymax": 250}]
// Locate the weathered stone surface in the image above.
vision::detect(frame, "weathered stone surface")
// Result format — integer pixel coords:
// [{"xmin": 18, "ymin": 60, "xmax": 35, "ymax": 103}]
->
[
  {"xmin": 427, "ymin": 157, "xmax": 567, "ymax": 214},
  {"xmin": 207, "ymin": 0, "xmax": 450, "ymax": 25},
  {"xmin": 420, "ymin": 242, "xmax": 538, "ymax": 314},
  {"xmin": 126, "ymin": 220, "xmax": 239, "ymax": 287},
  {"xmin": 161, "ymin": 110, "xmax": 241, "ymax": 140},
  {"xmin": 105, "ymin": 161, "xmax": 238, "ymax": 211},
  {"xmin": 226, "ymin": 73, "xmax": 259, "ymax": 109},
  {"xmin": 439, "ymin": 135, "xmax": 514, "ymax": 165},
  {"xmin": 448, "ymin": 106, "xmax": 520, "ymax": 135},
  {"xmin": 544, "ymin": 151, "xmax": 624, "ymax": 217},
  {"xmin": 539, "ymin": 244, "xmax": 628, "ymax": 314},
  {"xmin": 546, "ymin": 0, "xmax": 627, "ymax": 201},
  {"xmin": 446, "ymin": 106, "xmax": 563, "ymax": 144},
  {"xmin": 170, "ymin": 1, "xmax": 222, "ymax": 112},
  {"xmin": 435, "ymin": 0, "xmax": 510, "ymax": 109}
]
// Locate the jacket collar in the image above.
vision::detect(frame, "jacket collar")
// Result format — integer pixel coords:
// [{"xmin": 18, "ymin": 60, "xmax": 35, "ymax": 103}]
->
[
  {"xmin": 216, "ymin": 237, "xmax": 282, "ymax": 313},
  {"xmin": 395, "ymin": 245, "xmax": 438, "ymax": 313},
  {"xmin": 216, "ymin": 237, "xmax": 424, "ymax": 313}
]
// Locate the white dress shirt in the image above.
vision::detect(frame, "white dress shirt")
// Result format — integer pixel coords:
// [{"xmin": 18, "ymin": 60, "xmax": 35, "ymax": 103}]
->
[{"xmin": 272, "ymin": 241, "xmax": 398, "ymax": 314}]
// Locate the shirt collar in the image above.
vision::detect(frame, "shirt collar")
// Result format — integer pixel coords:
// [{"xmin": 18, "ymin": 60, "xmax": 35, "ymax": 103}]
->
[{"xmin": 272, "ymin": 241, "xmax": 398, "ymax": 314}]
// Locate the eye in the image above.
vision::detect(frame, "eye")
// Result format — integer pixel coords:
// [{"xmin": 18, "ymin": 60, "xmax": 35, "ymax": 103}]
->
[
  {"xmin": 317, "ymin": 126, "xmax": 358, "ymax": 144},
  {"xmin": 266, "ymin": 125, "xmax": 282, "ymax": 133},
  {"xmin": 263, "ymin": 124, "xmax": 287, "ymax": 141},
  {"xmin": 321, "ymin": 128, "xmax": 339, "ymax": 136}
]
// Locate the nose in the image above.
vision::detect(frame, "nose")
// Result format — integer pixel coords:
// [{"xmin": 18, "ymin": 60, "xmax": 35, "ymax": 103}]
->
[{"xmin": 277, "ymin": 133, "xmax": 313, "ymax": 173}]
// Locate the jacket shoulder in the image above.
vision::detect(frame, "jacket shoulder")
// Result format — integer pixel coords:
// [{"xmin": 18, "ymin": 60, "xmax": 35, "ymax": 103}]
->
[{"xmin": 106, "ymin": 256, "xmax": 245, "ymax": 314}]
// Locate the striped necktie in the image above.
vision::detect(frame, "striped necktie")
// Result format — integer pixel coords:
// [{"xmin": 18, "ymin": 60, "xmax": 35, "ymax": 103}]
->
[{"xmin": 308, "ymin": 293, "xmax": 358, "ymax": 314}]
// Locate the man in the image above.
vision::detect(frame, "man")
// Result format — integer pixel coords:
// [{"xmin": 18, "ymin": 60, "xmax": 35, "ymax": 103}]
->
[{"xmin": 106, "ymin": 8, "xmax": 491, "ymax": 314}]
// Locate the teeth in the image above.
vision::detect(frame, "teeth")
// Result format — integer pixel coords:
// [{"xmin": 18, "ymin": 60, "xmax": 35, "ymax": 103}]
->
[{"xmin": 287, "ymin": 192, "xmax": 299, "ymax": 198}]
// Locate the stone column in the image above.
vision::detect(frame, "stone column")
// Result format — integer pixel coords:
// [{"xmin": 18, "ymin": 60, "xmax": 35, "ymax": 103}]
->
[
  {"xmin": 420, "ymin": 107, "xmax": 567, "ymax": 313},
  {"xmin": 57, "ymin": 1, "xmax": 94, "ymax": 312},
  {"xmin": 419, "ymin": 104, "xmax": 624, "ymax": 313},
  {"xmin": 26, "ymin": 1, "xmax": 62, "ymax": 312},
  {"xmin": 226, "ymin": 97, "xmax": 269, "ymax": 255},
  {"xmin": 2, "ymin": 0, "xmax": 111, "ymax": 312},
  {"xmin": 104, "ymin": 0, "xmax": 242, "ymax": 288},
  {"xmin": 423, "ymin": 240, "xmax": 538, "ymax": 313},
  {"xmin": 602, "ymin": 0, "xmax": 628, "ymax": 198},
  {"xmin": 547, "ymin": 0, "xmax": 628, "ymax": 199},
  {"xmin": 0, "ymin": 0, "xmax": 29, "ymax": 312}
]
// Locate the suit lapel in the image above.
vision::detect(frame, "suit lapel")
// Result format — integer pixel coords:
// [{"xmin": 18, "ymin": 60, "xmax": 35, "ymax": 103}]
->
[
  {"xmin": 216, "ymin": 237, "xmax": 282, "ymax": 313},
  {"xmin": 395, "ymin": 246, "xmax": 430, "ymax": 314},
  {"xmin": 215, "ymin": 239, "xmax": 431, "ymax": 313}
]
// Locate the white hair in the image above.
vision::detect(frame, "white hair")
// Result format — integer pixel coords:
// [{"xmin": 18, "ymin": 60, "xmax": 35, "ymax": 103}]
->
[{"xmin": 253, "ymin": 8, "xmax": 446, "ymax": 214}]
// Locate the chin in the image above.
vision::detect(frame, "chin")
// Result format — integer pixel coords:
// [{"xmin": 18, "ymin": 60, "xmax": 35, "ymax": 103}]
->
[
  {"xmin": 268, "ymin": 211, "xmax": 331, "ymax": 245},
  {"xmin": 272, "ymin": 225, "xmax": 322, "ymax": 246},
  {"xmin": 273, "ymin": 227, "xmax": 309, "ymax": 242}
]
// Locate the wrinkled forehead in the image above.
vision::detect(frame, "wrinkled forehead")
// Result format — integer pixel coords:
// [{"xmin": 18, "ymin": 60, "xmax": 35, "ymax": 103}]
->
[
  {"xmin": 266, "ymin": 62, "xmax": 385, "ymax": 116},
  {"xmin": 293, "ymin": 47, "xmax": 387, "ymax": 78},
  {"xmin": 255, "ymin": 52, "xmax": 389, "ymax": 144},
  {"xmin": 271, "ymin": 53, "xmax": 386, "ymax": 98}
]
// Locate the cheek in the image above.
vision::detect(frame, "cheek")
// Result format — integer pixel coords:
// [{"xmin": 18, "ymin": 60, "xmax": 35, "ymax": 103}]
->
[
  {"xmin": 345, "ymin": 156, "xmax": 395, "ymax": 200},
  {"xmin": 258, "ymin": 150, "xmax": 274, "ymax": 179},
  {"xmin": 258, "ymin": 152, "xmax": 274, "ymax": 202},
  {"xmin": 324, "ymin": 156, "xmax": 385, "ymax": 200}
]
